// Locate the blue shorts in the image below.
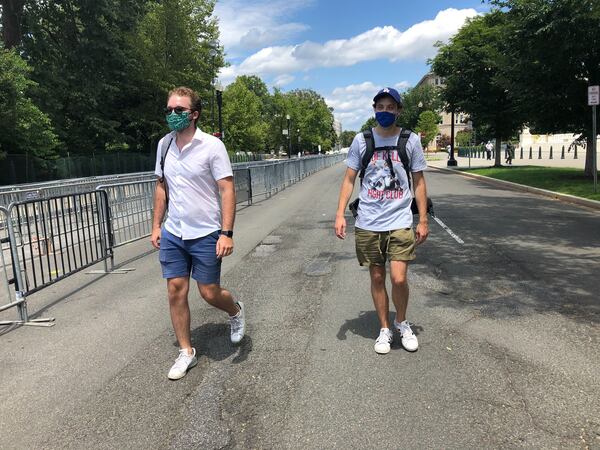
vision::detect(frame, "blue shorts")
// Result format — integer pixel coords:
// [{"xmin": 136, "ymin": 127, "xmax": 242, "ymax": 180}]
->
[{"xmin": 159, "ymin": 229, "xmax": 221, "ymax": 285}]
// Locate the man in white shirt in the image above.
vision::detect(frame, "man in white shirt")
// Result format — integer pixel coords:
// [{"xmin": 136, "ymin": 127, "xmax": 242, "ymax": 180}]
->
[
  {"xmin": 485, "ymin": 141, "xmax": 493, "ymax": 160},
  {"xmin": 151, "ymin": 86, "xmax": 245, "ymax": 380}
]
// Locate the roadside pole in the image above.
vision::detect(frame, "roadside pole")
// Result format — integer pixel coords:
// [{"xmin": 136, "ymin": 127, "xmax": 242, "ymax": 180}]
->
[{"xmin": 589, "ymin": 86, "xmax": 599, "ymax": 193}]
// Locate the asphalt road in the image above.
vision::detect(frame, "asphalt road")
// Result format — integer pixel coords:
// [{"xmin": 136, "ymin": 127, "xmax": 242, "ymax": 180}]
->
[{"xmin": 1, "ymin": 162, "xmax": 599, "ymax": 449}]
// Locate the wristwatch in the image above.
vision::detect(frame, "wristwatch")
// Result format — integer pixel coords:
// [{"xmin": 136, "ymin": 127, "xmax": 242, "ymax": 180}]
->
[{"xmin": 219, "ymin": 230, "xmax": 234, "ymax": 238}]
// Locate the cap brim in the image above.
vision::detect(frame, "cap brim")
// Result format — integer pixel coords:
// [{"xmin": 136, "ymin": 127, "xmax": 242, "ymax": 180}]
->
[{"xmin": 373, "ymin": 93, "xmax": 402, "ymax": 105}]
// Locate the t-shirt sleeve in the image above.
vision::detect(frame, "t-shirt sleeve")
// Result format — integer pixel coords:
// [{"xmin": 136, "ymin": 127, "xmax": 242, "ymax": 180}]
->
[
  {"xmin": 346, "ymin": 133, "xmax": 363, "ymax": 171},
  {"xmin": 154, "ymin": 137, "xmax": 165, "ymax": 177},
  {"xmin": 210, "ymin": 140, "xmax": 234, "ymax": 181},
  {"xmin": 408, "ymin": 133, "xmax": 427, "ymax": 172}
]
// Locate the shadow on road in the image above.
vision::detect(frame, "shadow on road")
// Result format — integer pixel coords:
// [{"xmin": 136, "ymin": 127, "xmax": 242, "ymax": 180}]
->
[
  {"xmin": 184, "ymin": 322, "xmax": 253, "ymax": 364},
  {"xmin": 337, "ymin": 310, "xmax": 424, "ymax": 347},
  {"xmin": 421, "ymin": 180, "xmax": 600, "ymax": 324}
]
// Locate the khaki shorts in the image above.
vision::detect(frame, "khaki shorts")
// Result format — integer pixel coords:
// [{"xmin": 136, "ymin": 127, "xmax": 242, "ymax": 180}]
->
[{"xmin": 355, "ymin": 227, "xmax": 416, "ymax": 266}]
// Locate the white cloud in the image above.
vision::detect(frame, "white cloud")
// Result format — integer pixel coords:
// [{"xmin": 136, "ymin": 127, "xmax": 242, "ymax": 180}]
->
[
  {"xmin": 214, "ymin": 0, "xmax": 314, "ymax": 54},
  {"xmin": 395, "ymin": 81, "xmax": 411, "ymax": 90},
  {"xmin": 220, "ymin": 8, "xmax": 478, "ymax": 80},
  {"xmin": 273, "ymin": 74, "xmax": 295, "ymax": 87},
  {"xmin": 325, "ymin": 81, "xmax": 411, "ymax": 131}
]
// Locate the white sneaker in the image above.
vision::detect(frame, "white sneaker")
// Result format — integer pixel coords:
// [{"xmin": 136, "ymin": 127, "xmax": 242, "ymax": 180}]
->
[
  {"xmin": 374, "ymin": 328, "xmax": 393, "ymax": 354},
  {"xmin": 394, "ymin": 320, "xmax": 418, "ymax": 352},
  {"xmin": 168, "ymin": 348, "xmax": 197, "ymax": 380},
  {"xmin": 229, "ymin": 301, "xmax": 245, "ymax": 344}
]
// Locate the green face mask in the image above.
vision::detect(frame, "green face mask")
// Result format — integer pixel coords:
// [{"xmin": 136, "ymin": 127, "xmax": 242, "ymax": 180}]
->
[{"xmin": 166, "ymin": 111, "xmax": 192, "ymax": 131}]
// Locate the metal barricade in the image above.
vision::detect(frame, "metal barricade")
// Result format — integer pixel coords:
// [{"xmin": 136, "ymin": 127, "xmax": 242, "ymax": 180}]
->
[
  {"xmin": 96, "ymin": 180, "xmax": 156, "ymax": 249},
  {"xmin": 233, "ymin": 169, "xmax": 252, "ymax": 205},
  {"xmin": 0, "ymin": 191, "xmax": 112, "ymax": 327},
  {"xmin": 0, "ymin": 172, "xmax": 156, "ymax": 207}
]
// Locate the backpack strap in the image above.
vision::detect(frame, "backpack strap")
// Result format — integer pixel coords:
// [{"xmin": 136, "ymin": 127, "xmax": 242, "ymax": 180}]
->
[
  {"xmin": 158, "ymin": 132, "xmax": 175, "ymax": 208},
  {"xmin": 360, "ymin": 128, "xmax": 413, "ymax": 186},
  {"xmin": 359, "ymin": 129, "xmax": 376, "ymax": 182},
  {"xmin": 159, "ymin": 132, "xmax": 175, "ymax": 182},
  {"xmin": 395, "ymin": 128, "xmax": 413, "ymax": 189}
]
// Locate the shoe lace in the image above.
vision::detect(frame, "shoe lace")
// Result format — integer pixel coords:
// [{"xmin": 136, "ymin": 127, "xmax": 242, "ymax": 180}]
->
[
  {"xmin": 376, "ymin": 330, "xmax": 391, "ymax": 344},
  {"xmin": 174, "ymin": 350, "xmax": 192, "ymax": 368},
  {"xmin": 230, "ymin": 314, "xmax": 242, "ymax": 333},
  {"xmin": 401, "ymin": 325, "xmax": 414, "ymax": 338}
]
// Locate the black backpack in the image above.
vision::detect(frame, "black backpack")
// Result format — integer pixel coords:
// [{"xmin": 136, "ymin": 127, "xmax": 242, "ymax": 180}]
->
[{"xmin": 348, "ymin": 128, "xmax": 433, "ymax": 218}]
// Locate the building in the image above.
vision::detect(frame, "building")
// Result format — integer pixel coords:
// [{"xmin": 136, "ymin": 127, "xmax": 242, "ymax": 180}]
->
[
  {"xmin": 333, "ymin": 120, "xmax": 342, "ymax": 138},
  {"xmin": 415, "ymin": 72, "xmax": 472, "ymax": 150}
]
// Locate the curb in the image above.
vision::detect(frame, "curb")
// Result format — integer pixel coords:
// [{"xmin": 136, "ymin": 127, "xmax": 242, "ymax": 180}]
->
[{"xmin": 428, "ymin": 166, "xmax": 600, "ymax": 211}]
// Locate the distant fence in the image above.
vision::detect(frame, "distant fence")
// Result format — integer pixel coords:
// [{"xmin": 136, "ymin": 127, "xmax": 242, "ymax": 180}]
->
[
  {"xmin": 0, "ymin": 151, "xmax": 269, "ymax": 185},
  {"xmin": 457, "ymin": 144, "xmax": 587, "ymax": 160},
  {"xmin": 0, "ymin": 153, "xmax": 345, "ymax": 326}
]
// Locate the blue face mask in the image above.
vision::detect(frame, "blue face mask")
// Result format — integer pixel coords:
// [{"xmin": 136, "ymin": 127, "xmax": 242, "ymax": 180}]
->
[{"xmin": 375, "ymin": 111, "xmax": 396, "ymax": 128}]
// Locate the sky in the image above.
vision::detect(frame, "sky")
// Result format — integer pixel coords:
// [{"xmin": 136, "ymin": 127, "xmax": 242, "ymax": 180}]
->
[{"xmin": 213, "ymin": 0, "xmax": 489, "ymax": 131}]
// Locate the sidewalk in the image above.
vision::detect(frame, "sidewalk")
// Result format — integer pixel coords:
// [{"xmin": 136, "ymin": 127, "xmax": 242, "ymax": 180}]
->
[{"xmin": 426, "ymin": 150, "xmax": 589, "ymax": 170}]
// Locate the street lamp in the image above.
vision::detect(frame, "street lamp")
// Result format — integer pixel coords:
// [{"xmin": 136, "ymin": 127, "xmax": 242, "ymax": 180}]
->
[
  {"xmin": 208, "ymin": 40, "xmax": 219, "ymax": 133},
  {"xmin": 297, "ymin": 128, "xmax": 300, "ymax": 155},
  {"xmin": 447, "ymin": 110, "xmax": 458, "ymax": 167},
  {"xmin": 286, "ymin": 114, "xmax": 291, "ymax": 159},
  {"xmin": 215, "ymin": 80, "xmax": 223, "ymax": 140}
]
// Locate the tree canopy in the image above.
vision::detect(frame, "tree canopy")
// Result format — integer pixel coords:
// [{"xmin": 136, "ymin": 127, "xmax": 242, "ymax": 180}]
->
[{"xmin": 0, "ymin": 0, "xmax": 337, "ymax": 178}]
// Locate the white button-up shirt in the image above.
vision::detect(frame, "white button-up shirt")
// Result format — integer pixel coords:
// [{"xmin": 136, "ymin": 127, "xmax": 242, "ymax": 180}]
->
[{"xmin": 154, "ymin": 128, "xmax": 233, "ymax": 240}]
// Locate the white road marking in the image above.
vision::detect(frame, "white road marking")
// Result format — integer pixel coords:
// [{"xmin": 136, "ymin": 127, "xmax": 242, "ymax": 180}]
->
[{"xmin": 431, "ymin": 215, "xmax": 465, "ymax": 244}]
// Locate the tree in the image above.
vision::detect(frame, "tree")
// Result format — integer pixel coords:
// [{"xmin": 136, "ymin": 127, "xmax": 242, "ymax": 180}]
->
[
  {"xmin": 222, "ymin": 79, "xmax": 268, "ymax": 153},
  {"xmin": 17, "ymin": 0, "xmax": 223, "ymax": 157},
  {"xmin": 431, "ymin": 11, "xmax": 525, "ymax": 167},
  {"xmin": 20, "ymin": 0, "xmax": 147, "ymax": 155},
  {"xmin": 286, "ymin": 89, "xmax": 336, "ymax": 153},
  {"xmin": 415, "ymin": 111, "xmax": 440, "ymax": 149},
  {"xmin": 1, "ymin": 0, "xmax": 25, "ymax": 49},
  {"xmin": 340, "ymin": 130, "xmax": 356, "ymax": 147},
  {"xmin": 491, "ymin": 0, "xmax": 600, "ymax": 177},
  {"xmin": 397, "ymin": 84, "xmax": 442, "ymax": 130},
  {"xmin": 0, "ymin": 49, "xmax": 58, "ymax": 158},
  {"xmin": 455, "ymin": 130, "xmax": 473, "ymax": 147},
  {"xmin": 360, "ymin": 117, "xmax": 377, "ymax": 132},
  {"xmin": 120, "ymin": 0, "xmax": 223, "ymax": 148}
]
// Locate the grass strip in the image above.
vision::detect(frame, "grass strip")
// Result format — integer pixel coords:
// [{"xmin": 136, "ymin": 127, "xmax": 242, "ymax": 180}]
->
[{"xmin": 465, "ymin": 166, "xmax": 600, "ymax": 202}]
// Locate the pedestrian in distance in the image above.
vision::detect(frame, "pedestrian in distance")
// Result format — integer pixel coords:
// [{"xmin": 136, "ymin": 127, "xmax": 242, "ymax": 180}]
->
[
  {"xmin": 485, "ymin": 140, "xmax": 493, "ymax": 160},
  {"xmin": 505, "ymin": 142, "xmax": 514, "ymax": 165},
  {"xmin": 334, "ymin": 87, "xmax": 429, "ymax": 355},
  {"xmin": 151, "ymin": 86, "xmax": 245, "ymax": 380}
]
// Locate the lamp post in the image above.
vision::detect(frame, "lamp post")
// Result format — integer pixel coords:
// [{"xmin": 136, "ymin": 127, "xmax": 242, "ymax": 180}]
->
[
  {"xmin": 286, "ymin": 114, "xmax": 291, "ymax": 159},
  {"xmin": 215, "ymin": 81, "xmax": 223, "ymax": 140},
  {"xmin": 417, "ymin": 101, "xmax": 424, "ymax": 152},
  {"xmin": 297, "ymin": 128, "xmax": 300, "ymax": 155},
  {"xmin": 208, "ymin": 40, "xmax": 218, "ymax": 133},
  {"xmin": 447, "ymin": 110, "xmax": 458, "ymax": 167}
]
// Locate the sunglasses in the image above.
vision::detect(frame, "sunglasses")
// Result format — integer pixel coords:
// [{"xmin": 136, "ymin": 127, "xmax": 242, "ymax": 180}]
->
[{"xmin": 164, "ymin": 106, "xmax": 192, "ymax": 115}]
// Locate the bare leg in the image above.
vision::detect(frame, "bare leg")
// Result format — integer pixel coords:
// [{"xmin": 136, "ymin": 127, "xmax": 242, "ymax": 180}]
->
[
  {"xmin": 168, "ymin": 277, "xmax": 192, "ymax": 351},
  {"xmin": 369, "ymin": 265, "xmax": 390, "ymax": 329},
  {"xmin": 390, "ymin": 260, "xmax": 409, "ymax": 323},
  {"xmin": 198, "ymin": 283, "xmax": 239, "ymax": 316}
]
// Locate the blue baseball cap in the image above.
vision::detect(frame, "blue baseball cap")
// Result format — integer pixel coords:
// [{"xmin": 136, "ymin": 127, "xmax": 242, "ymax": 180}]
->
[{"xmin": 373, "ymin": 87, "xmax": 402, "ymax": 106}]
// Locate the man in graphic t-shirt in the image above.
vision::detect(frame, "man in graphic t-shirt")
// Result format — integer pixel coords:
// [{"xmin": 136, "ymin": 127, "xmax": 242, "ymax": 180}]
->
[{"xmin": 334, "ymin": 87, "xmax": 429, "ymax": 355}]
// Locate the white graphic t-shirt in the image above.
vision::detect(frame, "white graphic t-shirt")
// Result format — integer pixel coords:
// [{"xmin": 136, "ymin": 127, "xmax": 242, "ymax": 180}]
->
[{"xmin": 346, "ymin": 128, "xmax": 427, "ymax": 231}]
